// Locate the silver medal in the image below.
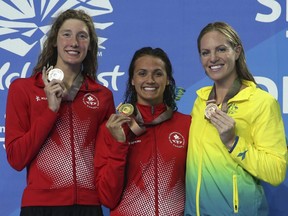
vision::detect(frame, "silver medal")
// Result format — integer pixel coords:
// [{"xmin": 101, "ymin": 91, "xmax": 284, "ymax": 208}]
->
[{"xmin": 48, "ymin": 68, "xmax": 64, "ymax": 81}]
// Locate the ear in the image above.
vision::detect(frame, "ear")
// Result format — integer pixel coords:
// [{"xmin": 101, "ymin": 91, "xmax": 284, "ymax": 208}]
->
[
  {"xmin": 131, "ymin": 79, "xmax": 135, "ymax": 86},
  {"xmin": 234, "ymin": 45, "xmax": 241, "ymax": 60}
]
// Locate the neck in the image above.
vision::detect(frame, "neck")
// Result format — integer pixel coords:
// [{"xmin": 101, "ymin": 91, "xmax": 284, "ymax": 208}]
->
[
  {"xmin": 214, "ymin": 75, "xmax": 238, "ymax": 104},
  {"xmin": 55, "ymin": 64, "xmax": 81, "ymax": 88}
]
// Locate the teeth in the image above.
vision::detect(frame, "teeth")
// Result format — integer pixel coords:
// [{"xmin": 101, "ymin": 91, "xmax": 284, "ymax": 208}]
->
[
  {"xmin": 67, "ymin": 51, "xmax": 79, "ymax": 54},
  {"xmin": 210, "ymin": 65, "xmax": 222, "ymax": 70},
  {"xmin": 144, "ymin": 87, "xmax": 156, "ymax": 91}
]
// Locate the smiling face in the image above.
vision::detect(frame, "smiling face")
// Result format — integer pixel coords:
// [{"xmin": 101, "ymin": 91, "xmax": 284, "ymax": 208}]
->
[
  {"xmin": 55, "ymin": 18, "xmax": 90, "ymax": 70},
  {"xmin": 199, "ymin": 30, "xmax": 241, "ymax": 84},
  {"xmin": 132, "ymin": 55, "xmax": 169, "ymax": 106}
]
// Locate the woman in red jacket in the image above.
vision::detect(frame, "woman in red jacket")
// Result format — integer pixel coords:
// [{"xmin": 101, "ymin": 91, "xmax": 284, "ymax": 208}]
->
[
  {"xmin": 5, "ymin": 9, "xmax": 115, "ymax": 216},
  {"xmin": 95, "ymin": 47, "xmax": 191, "ymax": 216}
]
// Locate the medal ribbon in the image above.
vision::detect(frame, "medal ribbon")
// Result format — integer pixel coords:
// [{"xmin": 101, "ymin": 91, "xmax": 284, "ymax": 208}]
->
[
  {"xmin": 129, "ymin": 106, "xmax": 173, "ymax": 136},
  {"xmin": 63, "ymin": 72, "xmax": 83, "ymax": 101},
  {"xmin": 207, "ymin": 78, "xmax": 242, "ymax": 113}
]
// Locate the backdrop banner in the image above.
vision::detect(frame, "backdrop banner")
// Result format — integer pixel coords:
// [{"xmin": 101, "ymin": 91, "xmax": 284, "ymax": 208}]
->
[{"xmin": 0, "ymin": 1, "xmax": 287, "ymax": 216}]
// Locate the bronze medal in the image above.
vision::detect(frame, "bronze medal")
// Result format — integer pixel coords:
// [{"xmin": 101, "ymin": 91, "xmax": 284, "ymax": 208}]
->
[
  {"xmin": 205, "ymin": 103, "xmax": 218, "ymax": 119},
  {"xmin": 48, "ymin": 68, "xmax": 64, "ymax": 81},
  {"xmin": 118, "ymin": 103, "xmax": 134, "ymax": 116}
]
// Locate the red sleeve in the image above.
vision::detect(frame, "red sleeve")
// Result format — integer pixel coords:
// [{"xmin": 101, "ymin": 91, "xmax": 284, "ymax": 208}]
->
[
  {"xmin": 105, "ymin": 93, "xmax": 115, "ymax": 120},
  {"xmin": 94, "ymin": 122, "xmax": 129, "ymax": 209},
  {"xmin": 5, "ymin": 80, "xmax": 58, "ymax": 171}
]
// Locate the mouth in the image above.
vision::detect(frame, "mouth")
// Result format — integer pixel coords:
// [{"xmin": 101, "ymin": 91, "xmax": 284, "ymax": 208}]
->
[
  {"xmin": 143, "ymin": 87, "xmax": 157, "ymax": 91},
  {"xmin": 66, "ymin": 50, "xmax": 80, "ymax": 55},
  {"xmin": 209, "ymin": 64, "xmax": 223, "ymax": 71}
]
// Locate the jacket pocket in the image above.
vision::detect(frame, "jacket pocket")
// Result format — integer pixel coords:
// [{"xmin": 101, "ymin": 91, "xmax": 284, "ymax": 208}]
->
[{"xmin": 233, "ymin": 175, "xmax": 239, "ymax": 213}]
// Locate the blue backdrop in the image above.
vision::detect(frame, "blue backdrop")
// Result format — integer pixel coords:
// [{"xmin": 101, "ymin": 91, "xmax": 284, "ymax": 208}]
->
[{"xmin": 0, "ymin": 0, "xmax": 287, "ymax": 215}]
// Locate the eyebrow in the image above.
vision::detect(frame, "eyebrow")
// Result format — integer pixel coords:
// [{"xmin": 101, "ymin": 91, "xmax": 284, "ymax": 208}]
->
[{"xmin": 200, "ymin": 44, "xmax": 228, "ymax": 51}]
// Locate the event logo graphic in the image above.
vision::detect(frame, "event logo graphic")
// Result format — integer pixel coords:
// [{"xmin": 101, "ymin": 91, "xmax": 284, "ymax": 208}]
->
[
  {"xmin": 0, "ymin": 0, "xmax": 113, "ymax": 57},
  {"xmin": 256, "ymin": 0, "xmax": 288, "ymax": 38}
]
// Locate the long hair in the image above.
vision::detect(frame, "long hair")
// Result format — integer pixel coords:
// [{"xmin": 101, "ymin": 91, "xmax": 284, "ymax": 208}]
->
[
  {"xmin": 32, "ymin": 9, "xmax": 98, "ymax": 80},
  {"xmin": 124, "ymin": 47, "xmax": 177, "ymax": 111},
  {"xmin": 197, "ymin": 21, "xmax": 256, "ymax": 83}
]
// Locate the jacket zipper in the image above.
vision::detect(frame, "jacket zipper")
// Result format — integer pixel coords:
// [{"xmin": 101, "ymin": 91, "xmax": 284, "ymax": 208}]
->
[
  {"xmin": 233, "ymin": 175, "xmax": 239, "ymax": 213},
  {"xmin": 151, "ymin": 106, "xmax": 159, "ymax": 216},
  {"xmin": 69, "ymin": 103, "xmax": 77, "ymax": 203}
]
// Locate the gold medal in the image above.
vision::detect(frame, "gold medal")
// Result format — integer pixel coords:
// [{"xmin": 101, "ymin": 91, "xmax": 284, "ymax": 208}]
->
[
  {"xmin": 117, "ymin": 103, "xmax": 134, "ymax": 116},
  {"xmin": 205, "ymin": 103, "xmax": 218, "ymax": 119},
  {"xmin": 48, "ymin": 68, "xmax": 64, "ymax": 81}
]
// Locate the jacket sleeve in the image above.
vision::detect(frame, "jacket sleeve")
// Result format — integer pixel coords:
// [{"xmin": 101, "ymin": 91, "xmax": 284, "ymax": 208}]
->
[
  {"xmin": 104, "ymin": 90, "xmax": 116, "ymax": 120},
  {"xmin": 230, "ymin": 97, "xmax": 287, "ymax": 186},
  {"xmin": 94, "ymin": 122, "xmax": 129, "ymax": 209},
  {"xmin": 5, "ymin": 80, "xmax": 58, "ymax": 171}
]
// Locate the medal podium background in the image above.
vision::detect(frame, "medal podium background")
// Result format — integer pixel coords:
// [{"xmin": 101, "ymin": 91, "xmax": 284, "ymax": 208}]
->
[{"xmin": 0, "ymin": 1, "xmax": 287, "ymax": 215}]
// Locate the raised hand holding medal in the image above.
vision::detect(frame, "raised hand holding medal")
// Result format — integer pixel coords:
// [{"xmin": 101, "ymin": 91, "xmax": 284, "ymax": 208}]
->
[
  {"xmin": 42, "ymin": 66, "xmax": 67, "ymax": 112},
  {"xmin": 204, "ymin": 100, "xmax": 236, "ymax": 149},
  {"xmin": 116, "ymin": 103, "xmax": 146, "ymax": 136}
]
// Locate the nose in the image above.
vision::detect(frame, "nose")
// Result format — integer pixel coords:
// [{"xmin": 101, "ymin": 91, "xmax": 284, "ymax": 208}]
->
[
  {"xmin": 210, "ymin": 51, "xmax": 219, "ymax": 63},
  {"xmin": 147, "ymin": 73, "xmax": 155, "ymax": 83},
  {"xmin": 71, "ymin": 36, "xmax": 79, "ymax": 47}
]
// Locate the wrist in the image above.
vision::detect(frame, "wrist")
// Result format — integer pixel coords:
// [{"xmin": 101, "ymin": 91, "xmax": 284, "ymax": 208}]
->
[{"xmin": 227, "ymin": 136, "xmax": 239, "ymax": 153}]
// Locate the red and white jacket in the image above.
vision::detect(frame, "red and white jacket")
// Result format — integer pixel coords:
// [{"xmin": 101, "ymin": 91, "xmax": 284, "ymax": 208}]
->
[
  {"xmin": 95, "ymin": 103, "xmax": 191, "ymax": 216},
  {"xmin": 5, "ymin": 72, "xmax": 115, "ymax": 207}
]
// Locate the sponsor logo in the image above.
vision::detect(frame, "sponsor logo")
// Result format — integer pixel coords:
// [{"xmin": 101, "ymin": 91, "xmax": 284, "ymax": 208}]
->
[
  {"xmin": 128, "ymin": 139, "xmax": 141, "ymax": 145},
  {"xmin": 36, "ymin": 96, "xmax": 47, "ymax": 102},
  {"xmin": 228, "ymin": 103, "xmax": 238, "ymax": 115},
  {"xmin": 169, "ymin": 132, "xmax": 185, "ymax": 148}
]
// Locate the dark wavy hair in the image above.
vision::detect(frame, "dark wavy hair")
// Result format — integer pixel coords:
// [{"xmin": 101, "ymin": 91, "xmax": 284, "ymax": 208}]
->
[
  {"xmin": 123, "ymin": 47, "xmax": 177, "ymax": 111},
  {"xmin": 32, "ymin": 9, "xmax": 98, "ymax": 80},
  {"xmin": 197, "ymin": 21, "xmax": 256, "ymax": 83}
]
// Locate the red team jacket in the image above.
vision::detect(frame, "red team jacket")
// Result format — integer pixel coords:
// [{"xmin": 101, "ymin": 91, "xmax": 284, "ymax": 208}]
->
[
  {"xmin": 5, "ymin": 72, "xmax": 115, "ymax": 207},
  {"xmin": 95, "ymin": 103, "xmax": 191, "ymax": 216}
]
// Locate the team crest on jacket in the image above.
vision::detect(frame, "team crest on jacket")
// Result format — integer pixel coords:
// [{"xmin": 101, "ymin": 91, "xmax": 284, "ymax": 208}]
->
[
  {"xmin": 83, "ymin": 93, "xmax": 99, "ymax": 109},
  {"xmin": 169, "ymin": 132, "xmax": 185, "ymax": 148}
]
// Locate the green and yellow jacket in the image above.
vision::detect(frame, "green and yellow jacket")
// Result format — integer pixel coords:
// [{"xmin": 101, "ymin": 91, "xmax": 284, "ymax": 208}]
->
[{"xmin": 185, "ymin": 80, "xmax": 287, "ymax": 216}]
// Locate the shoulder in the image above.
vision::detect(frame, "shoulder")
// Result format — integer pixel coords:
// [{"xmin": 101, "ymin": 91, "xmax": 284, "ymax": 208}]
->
[
  {"xmin": 173, "ymin": 111, "xmax": 190, "ymax": 118},
  {"xmin": 241, "ymin": 83, "xmax": 281, "ymax": 115},
  {"xmin": 196, "ymin": 86, "xmax": 213, "ymax": 100},
  {"xmin": 83, "ymin": 77, "xmax": 113, "ymax": 97},
  {"xmin": 238, "ymin": 80, "xmax": 278, "ymax": 106},
  {"xmin": 9, "ymin": 76, "xmax": 35, "ymax": 91},
  {"xmin": 251, "ymin": 86, "xmax": 278, "ymax": 106},
  {"xmin": 172, "ymin": 111, "xmax": 191, "ymax": 123}
]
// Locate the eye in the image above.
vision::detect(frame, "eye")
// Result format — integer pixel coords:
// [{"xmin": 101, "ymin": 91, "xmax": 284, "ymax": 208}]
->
[
  {"xmin": 78, "ymin": 32, "xmax": 89, "ymax": 40},
  {"xmin": 217, "ymin": 46, "xmax": 228, "ymax": 53},
  {"xmin": 62, "ymin": 32, "xmax": 71, "ymax": 38},
  {"xmin": 136, "ymin": 70, "xmax": 146, "ymax": 77},
  {"xmin": 155, "ymin": 70, "xmax": 164, "ymax": 77},
  {"xmin": 200, "ymin": 50, "xmax": 209, "ymax": 57}
]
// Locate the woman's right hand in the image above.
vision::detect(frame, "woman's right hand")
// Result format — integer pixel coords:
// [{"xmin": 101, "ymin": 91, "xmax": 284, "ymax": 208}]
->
[
  {"xmin": 106, "ymin": 114, "xmax": 131, "ymax": 143},
  {"xmin": 210, "ymin": 108, "xmax": 236, "ymax": 150},
  {"xmin": 42, "ymin": 66, "xmax": 67, "ymax": 112}
]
